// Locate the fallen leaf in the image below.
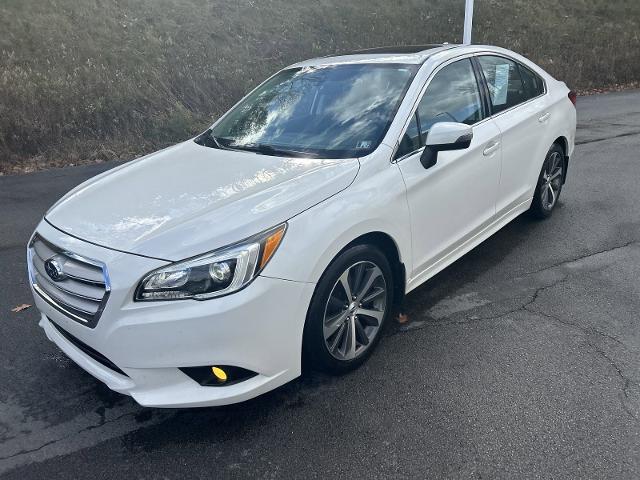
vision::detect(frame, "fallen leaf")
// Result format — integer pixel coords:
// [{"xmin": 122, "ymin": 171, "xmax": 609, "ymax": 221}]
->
[
  {"xmin": 396, "ymin": 313, "xmax": 409, "ymax": 324},
  {"xmin": 11, "ymin": 304, "xmax": 31, "ymax": 313}
]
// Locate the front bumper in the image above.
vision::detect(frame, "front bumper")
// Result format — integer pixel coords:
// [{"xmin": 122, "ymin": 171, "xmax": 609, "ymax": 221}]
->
[{"xmin": 31, "ymin": 220, "xmax": 315, "ymax": 408}]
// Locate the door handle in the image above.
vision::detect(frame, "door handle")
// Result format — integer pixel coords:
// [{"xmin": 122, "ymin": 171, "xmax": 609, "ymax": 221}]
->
[
  {"xmin": 483, "ymin": 140, "xmax": 500, "ymax": 156},
  {"xmin": 538, "ymin": 112, "xmax": 551, "ymax": 123}
]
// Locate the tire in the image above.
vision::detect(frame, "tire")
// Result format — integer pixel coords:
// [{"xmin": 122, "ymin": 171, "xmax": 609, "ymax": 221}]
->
[
  {"xmin": 529, "ymin": 144, "xmax": 565, "ymax": 219},
  {"xmin": 302, "ymin": 244, "xmax": 394, "ymax": 374}
]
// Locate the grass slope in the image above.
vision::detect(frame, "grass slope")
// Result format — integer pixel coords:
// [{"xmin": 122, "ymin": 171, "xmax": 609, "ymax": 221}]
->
[{"xmin": 1, "ymin": 0, "xmax": 639, "ymax": 174}]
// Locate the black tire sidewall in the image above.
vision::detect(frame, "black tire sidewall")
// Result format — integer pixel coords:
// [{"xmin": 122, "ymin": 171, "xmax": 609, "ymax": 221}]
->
[{"xmin": 302, "ymin": 244, "xmax": 394, "ymax": 374}]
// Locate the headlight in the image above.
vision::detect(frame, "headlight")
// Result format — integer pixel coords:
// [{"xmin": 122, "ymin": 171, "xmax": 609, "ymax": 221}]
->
[{"xmin": 135, "ymin": 223, "xmax": 286, "ymax": 301}]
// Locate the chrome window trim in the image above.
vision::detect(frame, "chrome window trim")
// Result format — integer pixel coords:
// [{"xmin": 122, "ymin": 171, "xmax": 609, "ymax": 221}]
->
[
  {"xmin": 391, "ymin": 51, "xmax": 549, "ymax": 163},
  {"xmin": 394, "ymin": 146, "xmax": 426, "ymax": 163},
  {"xmin": 474, "ymin": 53, "xmax": 548, "ymax": 120},
  {"xmin": 27, "ymin": 234, "xmax": 111, "ymax": 329}
]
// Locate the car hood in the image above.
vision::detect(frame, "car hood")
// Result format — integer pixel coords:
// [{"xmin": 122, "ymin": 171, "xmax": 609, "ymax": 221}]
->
[{"xmin": 45, "ymin": 141, "xmax": 360, "ymax": 261}]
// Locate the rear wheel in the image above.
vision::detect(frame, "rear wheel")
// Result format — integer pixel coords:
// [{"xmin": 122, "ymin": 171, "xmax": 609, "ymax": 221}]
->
[
  {"xmin": 529, "ymin": 144, "xmax": 565, "ymax": 219},
  {"xmin": 303, "ymin": 244, "xmax": 394, "ymax": 374}
]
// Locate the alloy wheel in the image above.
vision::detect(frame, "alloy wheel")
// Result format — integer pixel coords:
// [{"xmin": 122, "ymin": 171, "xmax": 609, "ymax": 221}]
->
[
  {"xmin": 541, "ymin": 151, "xmax": 564, "ymax": 210},
  {"xmin": 322, "ymin": 261, "xmax": 387, "ymax": 361}
]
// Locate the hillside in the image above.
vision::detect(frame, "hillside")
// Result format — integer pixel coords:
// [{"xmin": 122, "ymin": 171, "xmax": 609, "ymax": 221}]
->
[{"xmin": 1, "ymin": 0, "xmax": 639, "ymax": 174}]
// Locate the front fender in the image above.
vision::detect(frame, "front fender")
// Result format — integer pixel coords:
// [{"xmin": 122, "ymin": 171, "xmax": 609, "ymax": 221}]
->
[{"xmin": 260, "ymin": 148, "xmax": 412, "ymax": 287}]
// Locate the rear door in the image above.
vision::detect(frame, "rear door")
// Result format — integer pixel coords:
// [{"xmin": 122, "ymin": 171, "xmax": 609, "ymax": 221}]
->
[
  {"xmin": 395, "ymin": 58, "xmax": 502, "ymax": 279},
  {"xmin": 475, "ymin": 55, "xmax": 550, "ymax": 214}
]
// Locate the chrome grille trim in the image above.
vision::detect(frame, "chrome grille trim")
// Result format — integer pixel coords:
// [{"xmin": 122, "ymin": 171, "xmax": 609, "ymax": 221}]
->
[
  {"xmin": 28, "ymin": 234, "xmax": 110, "ymax": 328},
  {"xmin": 63, "ymin": 273, "xmax": 106, "ymax": 287},
  {"xmin": 30, "ymin": 256, "xmax": 104, "ymax": 301}
]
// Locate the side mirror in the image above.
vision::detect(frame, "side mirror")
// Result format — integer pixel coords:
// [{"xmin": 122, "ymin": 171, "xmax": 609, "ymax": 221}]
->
[{"xmin": 420, "ymin": 122, "xmax": 473, "ymax": 169}]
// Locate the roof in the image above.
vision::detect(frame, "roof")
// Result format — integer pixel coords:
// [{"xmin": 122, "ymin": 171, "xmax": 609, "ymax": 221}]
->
[
  {"xmin": 340, "ymin": 44, "xmax": 447, "ymax": 55},
  {"xmin": 289, "ymin": 44, "xmax": 459, "ymax": 68}
]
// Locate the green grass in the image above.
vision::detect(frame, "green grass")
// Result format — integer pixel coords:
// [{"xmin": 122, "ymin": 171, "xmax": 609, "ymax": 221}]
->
[{"xmin": 1, "ymin": 0, "xmax": 639, "ymax": 174}]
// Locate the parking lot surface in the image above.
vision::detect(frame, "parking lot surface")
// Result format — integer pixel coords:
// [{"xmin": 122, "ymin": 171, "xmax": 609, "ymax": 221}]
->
[{"xmin": 1, "ymin": 91, "xmax": 639, "ymax": 479}]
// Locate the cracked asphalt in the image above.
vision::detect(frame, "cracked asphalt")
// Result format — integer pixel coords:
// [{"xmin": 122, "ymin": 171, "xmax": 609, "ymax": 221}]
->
[{"xmin": 1, "ymin": 90, "xmax": 640, "ymax": 479}]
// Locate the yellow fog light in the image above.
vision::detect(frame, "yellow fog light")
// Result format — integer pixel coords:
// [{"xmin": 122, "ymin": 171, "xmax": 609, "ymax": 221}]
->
[{"xmin": 211, "ymin": 366, "xmax": 227, "ymax": 383}]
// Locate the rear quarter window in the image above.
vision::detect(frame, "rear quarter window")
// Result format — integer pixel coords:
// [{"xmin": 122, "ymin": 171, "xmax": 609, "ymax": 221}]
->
[
  {"xmin": 477, "ymin": 55, "xmax": 544, "ymax": 114},
  {"xmin": 518, "ymin": 64, "xmax": 545, "ymax": 98}
]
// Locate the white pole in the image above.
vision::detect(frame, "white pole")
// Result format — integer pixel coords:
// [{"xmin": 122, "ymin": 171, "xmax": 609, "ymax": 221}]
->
[{"xmin": 463, "ymin": 0, "xmax": 474, "ymax": 44}]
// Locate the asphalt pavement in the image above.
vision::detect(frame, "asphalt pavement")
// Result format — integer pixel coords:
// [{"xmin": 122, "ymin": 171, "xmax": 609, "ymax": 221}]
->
[{"xmin": 1, "ymin": 90, "xmax": 640, "ymax": 479}]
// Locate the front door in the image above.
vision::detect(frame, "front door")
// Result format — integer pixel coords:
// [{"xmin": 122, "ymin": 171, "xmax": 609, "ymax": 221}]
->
[{"xmin": 395, "ymin": 58, "xmax": 502, "ymax": 280}]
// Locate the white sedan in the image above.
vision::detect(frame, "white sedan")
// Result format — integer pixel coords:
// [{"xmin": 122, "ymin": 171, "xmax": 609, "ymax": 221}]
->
[{"xmin": 28, "ymin": 44, "xmax": 576, "ymax": 407}]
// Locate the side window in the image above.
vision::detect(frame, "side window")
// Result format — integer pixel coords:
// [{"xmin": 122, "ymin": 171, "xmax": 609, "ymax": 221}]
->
[
  {"xmin": 518, "ymin": 64, "xmax": 545, "ymax": 99},
  {"xmin": 416, "ymin": 59, "xmax": 483, "ymax": 143},
  {"xmin": 396, "ymin": 112, "xmax": 421, "ymax": 158},
  {"xmin": 478, "ymin": 56, "xmax": 529, "ymax": 113}
]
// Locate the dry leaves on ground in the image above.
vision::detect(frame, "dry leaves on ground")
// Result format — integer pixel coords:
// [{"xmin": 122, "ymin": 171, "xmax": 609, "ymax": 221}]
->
[{"xmin": 11, "ymin": 304, "xmax": 31, "ymax": 312}]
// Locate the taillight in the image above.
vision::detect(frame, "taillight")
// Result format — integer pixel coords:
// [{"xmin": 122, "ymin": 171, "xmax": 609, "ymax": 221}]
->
[{"xmin": 568, "ymin": 90, "xmax": 577, "ymax": 106}]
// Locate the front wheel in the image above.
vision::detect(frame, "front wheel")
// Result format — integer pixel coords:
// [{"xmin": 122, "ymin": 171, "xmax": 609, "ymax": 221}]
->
[
  {"xmin": 303, "ymin": 244, "xmax": 394, "ymax": 374},
  {"xmin": 529, "ymin": 144, "xmax": 565, "ymax": 219}
]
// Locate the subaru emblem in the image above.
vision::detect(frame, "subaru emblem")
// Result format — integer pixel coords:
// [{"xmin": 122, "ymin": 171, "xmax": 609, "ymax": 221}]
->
[{"xmin": 44, "ymin": 257, "xmax": 66, "ymax": 282}]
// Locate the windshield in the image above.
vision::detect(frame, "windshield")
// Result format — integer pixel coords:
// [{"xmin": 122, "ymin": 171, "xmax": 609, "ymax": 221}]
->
[{"xmin": 198, "ymin": 64, "xmax": 418, "ymax": 158}]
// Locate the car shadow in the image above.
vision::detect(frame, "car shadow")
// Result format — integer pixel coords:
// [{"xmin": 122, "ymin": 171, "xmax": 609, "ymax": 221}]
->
[{"xmin": 386, "ymin": 212, "xmax": 544, "ymax": 334}]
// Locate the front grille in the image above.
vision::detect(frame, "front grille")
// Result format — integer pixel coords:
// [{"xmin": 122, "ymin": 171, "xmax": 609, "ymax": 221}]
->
[
  {"xmin": 48, "ymin": 318, "xmax": 127, "ymax": 376},
  {"xmin": 28, "ymin": 234, "xmax": 110, "ymax": 328}
]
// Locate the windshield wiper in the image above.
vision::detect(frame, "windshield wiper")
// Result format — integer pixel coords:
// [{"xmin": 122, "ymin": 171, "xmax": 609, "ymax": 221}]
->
[
  {"xmin": 209, "ymin": 135, "xmax": 226, "ymax": 150},
  {"xmin": 196, "ymin": 133, "xmax": 319, "ymax": 158},
  {"xmin": 194, "ymin": 130, "xmax": 233, "ymax": 151},
  {"xmin": 235, "ymin": 143, "xmax": 319, "ymax": 158}
]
